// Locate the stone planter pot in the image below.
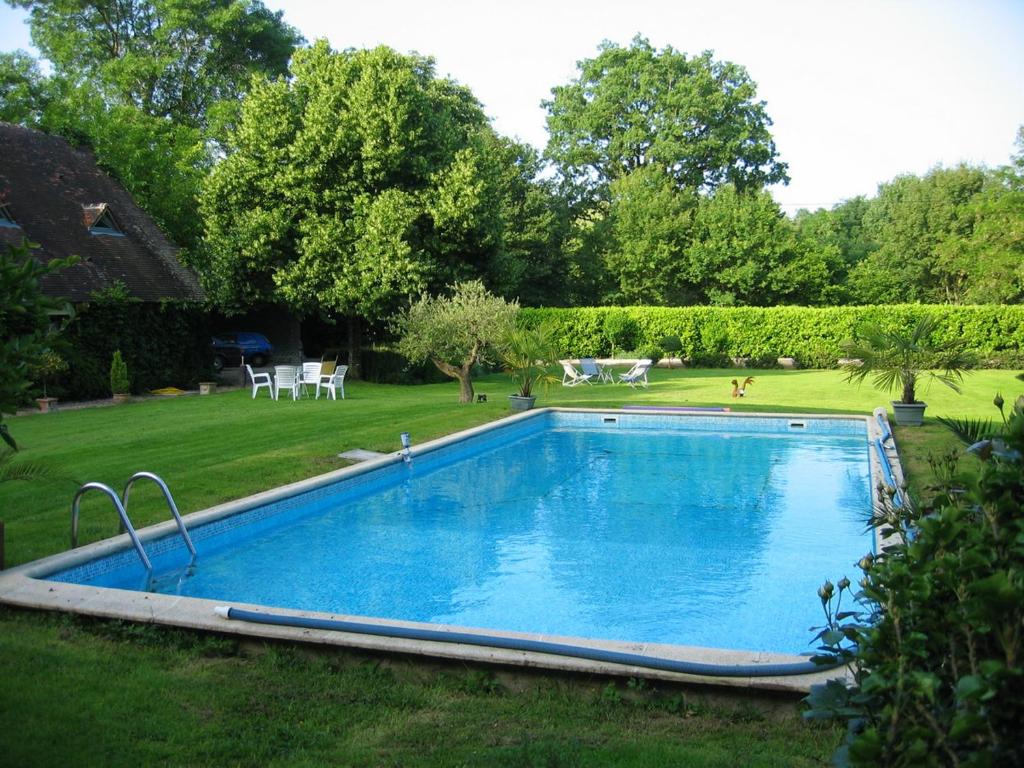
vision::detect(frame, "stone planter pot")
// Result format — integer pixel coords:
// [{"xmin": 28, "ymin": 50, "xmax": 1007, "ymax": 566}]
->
[
  {"xmin": 36, "ymin": 397, "xmax": 58, "ymax": 413},
  {"xmin": 112, "ymin": 393, "xmax": 131, "ymax": 404},
  {"xmin": 891, "ymin": 401, "xmax": 927, "ymax": 427},
  {"xmin": 730, "ymin": 357, "xmax": 749, "ymax": 368},
  {"xmin": 508, "ymin": 395, "xmax": 536, "ymax": 412},
  {"xmin": 199, "ymin": 381, "xmax": 217, "ymax": 395},
  {"xmin": 777, "ymin": 357, "xmax": 798, "ymax": 370}
]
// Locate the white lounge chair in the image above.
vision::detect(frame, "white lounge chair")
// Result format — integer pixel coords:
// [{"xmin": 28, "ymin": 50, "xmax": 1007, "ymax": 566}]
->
[
  {"xmin": 245, "ymin": 364, "xmax": 273, "ymax": 399},
  {"xmin": 300, "ymin": 361, "xmax": 322, "ymax": 397},
  {"xmin": 560, "ymin": 361, "xmax": 593, "ymax": 386},
  {"xmin": 579, "ymin": 357, "xmax": 612, "ymax": 383},
  {"xmin": 618, "ymin": 359, "xmax": 653, "ymax": 388},
  {"xmin": 317, "ymin": 364, "xmax": 348, "ymax": 400},
  {"xmin": 273, "ymin": 365, "xmax": 300, "ymax": 401}
]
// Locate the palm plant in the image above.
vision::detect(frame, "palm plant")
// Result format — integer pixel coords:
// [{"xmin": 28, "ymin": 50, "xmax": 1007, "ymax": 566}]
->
[
  {"xmin": 841, "ymin": 316, "xmax": 973, "ymax": 405},
  {"xmin": 0, "ymin": 447, "xmax": 56, "ymax": 484},
  {"xmin": 501, "ymin": 324, "xmax": 560, "ymax": 399}
]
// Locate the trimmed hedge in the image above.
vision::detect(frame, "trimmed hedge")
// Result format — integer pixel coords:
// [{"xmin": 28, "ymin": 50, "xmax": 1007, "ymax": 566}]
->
[
  {"xmin": 520, "ymin": 305, "xmax": 1024, "ymax": 368},
  {"xmin": 56, "ymin": 300, "xmax": 213, "ymax": 400}
]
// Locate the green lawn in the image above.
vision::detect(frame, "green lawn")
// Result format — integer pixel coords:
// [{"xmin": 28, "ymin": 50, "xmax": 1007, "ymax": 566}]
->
[{"xmin": 0, "ymin": 366, "xmax": 1020, "ymax": 766}]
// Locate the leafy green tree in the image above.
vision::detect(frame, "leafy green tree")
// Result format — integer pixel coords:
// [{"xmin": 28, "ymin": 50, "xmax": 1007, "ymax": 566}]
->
[
  {"xmin": 0, "ymin": 50, "xmax": 52, "ymax": 125},
  {"xmin": 684, "ymin": 185, "xmax": 830, "ymax": 306},
  {"xmin": 395, "ymin": 281, "xmax": 518, "ymax": 403},
  {"xmin": 0, "ymin": 240, "xmax": 76, "ymax": 449},
  {"xmin": 948, "ymin": 129, "xmax": 1024, "ymax": 304},
  {"xmin": 792, "ymin": 207, "xmax": 849, "ymax": 304},
  {"xmin": 603, "ymin": 166, "xmax": 698, "ymax": 305},
  {"xmin": 544, "ymin": 36, "xmax": 788, "ymax": 209},
  {"xmin": 200, "ymin": 41, "xmax": 555, "ymax": 328},
  {"xmin": 6, "ymin": 0, "xmax": 302, "ymax": 129},
  {"xmin": 848, "ymin": 165, "xmax": 986, "ymax": 304}
]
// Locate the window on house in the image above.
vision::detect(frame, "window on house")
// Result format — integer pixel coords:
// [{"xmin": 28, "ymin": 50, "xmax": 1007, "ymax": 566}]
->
[
  {"xmin": 90, "ymin": 207, "xmax": 124, "ymax": 236},
  {"xmin": 0, "ymin": 202, "xmax": 18, "ymax": 228}
]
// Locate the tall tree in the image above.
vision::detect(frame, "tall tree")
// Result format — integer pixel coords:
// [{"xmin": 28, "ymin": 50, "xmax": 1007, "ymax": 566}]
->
[
  {"xmin": 684, "ymin": 185, "xmax": 830, "ymax": 306},
  {"xmin": 603, "ymin": 165, "xmax": 698, "ymax": 305},
  {"xmin": 6, "ymin": 0, "xmax": 302, "ymax": 129},
  {"xmin": 199, "ymin": 41, "xmax": 550, "ymax": 327},
  {"xmin": 544, "ymin": 36, "xmax": 788, "ymax": 210},
  {"xmin": 948, "ymin": 128, "xmax": 1024, "ymax": 303},
  {"xmin": 848, "ymin": 165, "xmax": 986, "ymax": 304}
]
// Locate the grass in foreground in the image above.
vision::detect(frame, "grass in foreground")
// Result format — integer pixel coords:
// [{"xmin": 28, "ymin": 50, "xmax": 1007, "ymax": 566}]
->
[
  {"xmin": 0, "ymin": 608, "xmax": 840, "ymax": 767},
  {"xmin": 0, "ymin": 366, "xmax": 1019, "ymax": 765}
]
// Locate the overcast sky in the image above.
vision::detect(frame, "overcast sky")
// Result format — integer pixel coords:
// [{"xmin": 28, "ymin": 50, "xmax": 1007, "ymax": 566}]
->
[{"xmin": 2, "ymin": 0, "xmax": 1022, "ymax": 213}]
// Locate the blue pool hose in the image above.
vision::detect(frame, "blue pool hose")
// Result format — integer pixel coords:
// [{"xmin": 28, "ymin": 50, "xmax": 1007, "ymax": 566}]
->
[{"xmin": 215, "ymin": 606, "xmax": 841, "ymax": 678}]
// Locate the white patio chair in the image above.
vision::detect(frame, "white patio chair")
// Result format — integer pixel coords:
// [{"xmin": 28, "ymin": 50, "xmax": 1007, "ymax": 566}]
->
[
  {"xmin": 300, "ymin": 361, "xmax": 322, "ymax": 397},
  {"xmin": 579, "ymin": 357, "xmax": 612, "ymax": 383},
  {"xmin": 560, "ymin": 361, "xmax": 593, "ymax": 386},
  {"xmin": 317, "ymin": 364, "xmax": 348, "ymax": 400},
  {"xmin": 273, "ymin": 365, "xmax": 300, "ymax": 401},
  {"xmin": 244, "ymin": 364, "xmax": 273, "ymax": 399},
  {"xmin": 618, "ymin": 359, "xmax": 653, "ymax": 388}
]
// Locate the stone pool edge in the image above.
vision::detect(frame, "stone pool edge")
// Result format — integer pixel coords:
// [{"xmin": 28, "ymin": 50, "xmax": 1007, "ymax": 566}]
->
[{"xmin": 0, "ymin": 406, "xmax": 897, "ymax": 694}]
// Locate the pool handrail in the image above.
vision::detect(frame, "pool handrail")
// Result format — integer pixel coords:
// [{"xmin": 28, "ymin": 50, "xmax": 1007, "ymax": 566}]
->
[
  {"xmin": 71, "ymin": 482, "xmax": 153, "ymax": 571},
  {"xmin": 122, "ymin": 471, "xmax": 196, "ymax": 559}
]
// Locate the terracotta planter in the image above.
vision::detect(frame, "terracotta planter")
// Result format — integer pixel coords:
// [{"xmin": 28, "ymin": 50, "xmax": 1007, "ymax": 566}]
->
[
  {"xmin": 508, "ymin": 395, "xmax": 536, "ymax": 412},
  {"xmin": 891, "ymin": 401, "xmax": 927, "ymax": 427},
  {"xmin": 36, "ymin": 397, "xmax": 58, "ymax": 413}
]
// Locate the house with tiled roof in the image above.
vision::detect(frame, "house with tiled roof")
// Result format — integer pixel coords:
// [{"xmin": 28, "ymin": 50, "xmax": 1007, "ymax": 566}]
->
[{"xmin": 0, "ymin": 122, "xmax": 203, "ymax": 303}]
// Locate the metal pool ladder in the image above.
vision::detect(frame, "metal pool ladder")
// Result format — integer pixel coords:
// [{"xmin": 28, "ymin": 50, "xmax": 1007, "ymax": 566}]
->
[{"xmin": 71, "ymin": 472, "xmax": 196, "ymax": 571}]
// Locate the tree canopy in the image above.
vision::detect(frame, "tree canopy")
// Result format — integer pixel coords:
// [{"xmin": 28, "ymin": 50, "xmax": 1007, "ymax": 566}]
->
[
  {"xmin": 199, "ymin": 41, "xmax": 556, "ymax": 320},
  {"xmin": 6, "ymin": 0, "xmax": 302, "ymax": 128},
  {"xmin": 544, "ymin": 36, "xmax": 789, "ymax": 209},
  {"xmin": 395, "ymin": 280, "xmax": 518, "ymax": 403}
]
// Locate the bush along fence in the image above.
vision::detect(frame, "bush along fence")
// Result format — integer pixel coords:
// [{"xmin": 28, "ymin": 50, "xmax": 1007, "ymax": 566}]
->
[
  {"xmin": 519, "ymin": 305, "xmax": 1024, "ymax": 369},
  {"xmin": 56, "ymin": 298, "xmax": 213, "ymax": 400}
]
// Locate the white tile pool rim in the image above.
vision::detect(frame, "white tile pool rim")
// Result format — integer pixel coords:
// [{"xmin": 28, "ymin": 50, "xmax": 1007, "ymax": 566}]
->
[{"xmin": 0, "ymin": 407, "xmax": 904, "ymax": 694}]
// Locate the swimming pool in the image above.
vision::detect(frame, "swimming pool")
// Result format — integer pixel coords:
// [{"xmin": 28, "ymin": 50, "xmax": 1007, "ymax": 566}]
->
[
  {"xmin": 0, "ymin": 408, "xmax": 900, "ymax": 688},
  {"xmin": 42, "ymin": 410, "xmax": 874, "ymax": 657}
]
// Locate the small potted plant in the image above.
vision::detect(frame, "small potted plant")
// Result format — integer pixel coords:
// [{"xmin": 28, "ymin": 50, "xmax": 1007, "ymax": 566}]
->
[
  {"xmin": 841, "ymin": 316, "xmax": 972, "ymax": 426},
  {"xmin": 110, "ymin": 349, "xmax": 131, "ymax": 404},
  {"xmin": 502, "ymin": 324, "xmax": 559, "ymax": 412},
  {"xmin": 32, "ymin": 349, "xmax": 68, "ymax": 413}
]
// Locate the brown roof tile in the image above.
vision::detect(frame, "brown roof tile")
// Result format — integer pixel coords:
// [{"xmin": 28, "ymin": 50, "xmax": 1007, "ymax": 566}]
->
[{"xmin": 0, "ymin": 122, "xmax": 204, "ymax": 302}]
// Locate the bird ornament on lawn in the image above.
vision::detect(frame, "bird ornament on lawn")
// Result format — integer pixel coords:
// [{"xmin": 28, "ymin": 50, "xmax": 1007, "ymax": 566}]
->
[{"xmin": 731, "ymin": 376, "xmax": 754, "ymax": 398}]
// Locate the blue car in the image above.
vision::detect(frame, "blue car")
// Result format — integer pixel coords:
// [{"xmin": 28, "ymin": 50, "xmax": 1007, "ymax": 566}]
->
[{"xmin": 211, "ymin": 332, "xmax": 273, "ymax": 371}]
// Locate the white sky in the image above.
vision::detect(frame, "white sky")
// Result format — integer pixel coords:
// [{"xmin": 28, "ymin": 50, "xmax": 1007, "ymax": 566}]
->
[{"xmin": 2, "ymin": 0, "xmax": 1023, "ymax": 212}]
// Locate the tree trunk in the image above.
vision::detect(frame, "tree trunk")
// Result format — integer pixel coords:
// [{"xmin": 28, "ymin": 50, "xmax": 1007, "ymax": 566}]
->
[
  {"xmin": 458, "ymin": 365, "xmax": 474, "ymax": 403},
  {"xmin": 431, "ymin": 359, "xmax": 475, "ymax": 403},
  {"xmin": 346, "ymin": 316, "xmax": 361, "ymax": 380}
]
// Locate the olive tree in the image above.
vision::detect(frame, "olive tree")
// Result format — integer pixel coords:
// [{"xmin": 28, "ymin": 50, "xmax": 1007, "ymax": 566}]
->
[{"xmin": 395, "ymin": 281, "xmax": 517, "ymax": 403}]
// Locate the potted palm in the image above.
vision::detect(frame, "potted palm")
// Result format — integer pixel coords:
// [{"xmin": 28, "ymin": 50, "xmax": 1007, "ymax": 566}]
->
[
  {"xmin": 502, "ymin": 324, "xmax": 559, "ymax": 412},
  {"xmin": 841, "ymin": 316, "xmax": 972, "ymax": 426}
]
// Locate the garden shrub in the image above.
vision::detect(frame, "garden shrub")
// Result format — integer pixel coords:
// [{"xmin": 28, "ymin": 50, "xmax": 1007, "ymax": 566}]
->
[
  {"xmin": 807, "ymin": 396, "xmax": 1024, "ymax": 766},
  {"xmin": 520, "ymin": 305, "xmax": 1024, "ymax": 368},
  {"xmin": 109, "ymin": 350, "xmax": 129, "ymax": 394}
]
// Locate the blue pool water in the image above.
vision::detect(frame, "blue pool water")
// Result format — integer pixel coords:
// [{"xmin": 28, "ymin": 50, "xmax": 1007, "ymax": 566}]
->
[{"xmin": 51, "ymin": 412, "xmax": 873, "ymax": 654}]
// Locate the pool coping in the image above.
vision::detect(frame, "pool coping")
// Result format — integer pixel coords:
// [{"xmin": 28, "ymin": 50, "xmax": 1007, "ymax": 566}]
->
[{"xmin": 0, "ymin": 406, "xmax": 900, "ymax": 694}]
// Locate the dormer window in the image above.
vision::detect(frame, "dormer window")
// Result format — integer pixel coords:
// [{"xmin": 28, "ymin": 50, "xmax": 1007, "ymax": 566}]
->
[
  {"xmin": 0, "ymin": 202, "xmax": 18, "ymax": 228},
  {"xmin": 83, "ymin": 203, "xmax": 124, "ymax": 236}
]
